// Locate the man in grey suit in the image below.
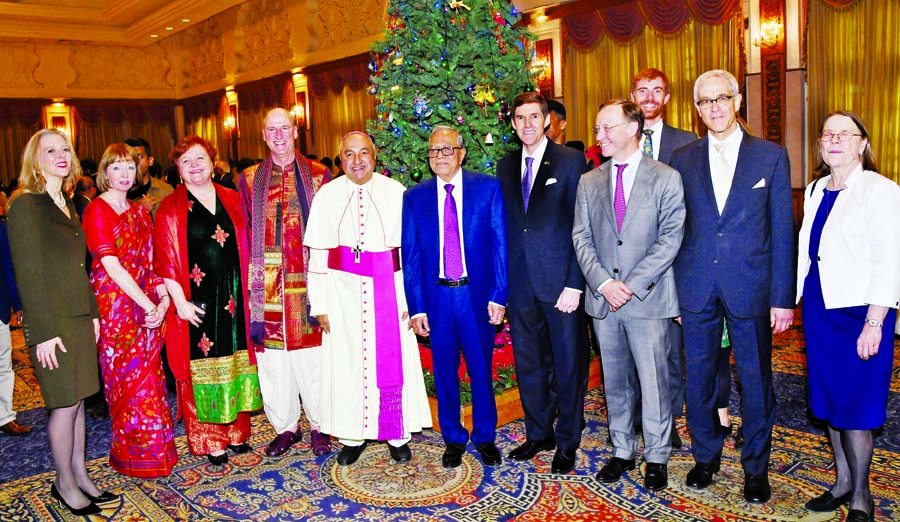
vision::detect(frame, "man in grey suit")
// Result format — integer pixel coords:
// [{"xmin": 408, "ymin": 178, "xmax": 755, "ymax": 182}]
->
[
  {"xmin": 631, "ymin": 67, "xmax": 697, "ymax": 449},
  {"xmin": 573, "ymin": 99, "xmax": 685, "ymax": 492}
]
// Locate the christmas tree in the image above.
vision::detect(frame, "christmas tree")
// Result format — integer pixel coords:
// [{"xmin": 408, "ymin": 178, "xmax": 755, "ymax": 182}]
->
[{"xmin": 367, "ymin": 0, "xmax": 536, "ymax": 186}]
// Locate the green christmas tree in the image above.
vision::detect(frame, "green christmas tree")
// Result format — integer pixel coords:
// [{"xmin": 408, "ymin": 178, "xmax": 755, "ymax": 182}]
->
[{"xmin": 367, "ymin": 0, "xmax": 536, "ymax": 186}]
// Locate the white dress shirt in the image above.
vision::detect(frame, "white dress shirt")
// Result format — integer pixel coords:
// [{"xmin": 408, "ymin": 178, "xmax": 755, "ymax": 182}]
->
[
  {"xmin": 708, "ymin": 127, "xmax": 743, "ymax": 214},
  {"xmin": 520, "ymin": 136, "xmax": 550, "ymax": 190}
]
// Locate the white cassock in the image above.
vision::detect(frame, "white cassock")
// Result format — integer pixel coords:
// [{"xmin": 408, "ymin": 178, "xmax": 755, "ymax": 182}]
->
[{"xmin": 305, "ymin": 175, "xmax": 432, "ymax": 443}]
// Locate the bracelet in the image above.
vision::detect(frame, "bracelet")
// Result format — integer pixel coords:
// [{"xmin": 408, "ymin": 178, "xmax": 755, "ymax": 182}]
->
[
  {"xmin": 864, "ymin": 318, "xmax": 883, "ymax": 328},
  {"xmin": 159, "ymin": 294, "xmax": 170, "ymax": 301}
]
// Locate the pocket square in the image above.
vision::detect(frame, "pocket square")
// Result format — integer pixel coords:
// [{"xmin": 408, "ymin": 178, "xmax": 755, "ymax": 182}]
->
[
  {"xmin": 752, "ymin": 178, "xmax": 766, "ymax": 189},
  {"xmin": 545, "ymin": 178, "xmax": 558, "ymax": 186}
]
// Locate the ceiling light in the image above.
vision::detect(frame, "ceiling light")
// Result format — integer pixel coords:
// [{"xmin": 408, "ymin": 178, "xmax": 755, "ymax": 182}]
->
[
  {"xmin": 181, "ymin": 18, "xmax": 190, "ymax": 23},
  {"xmin": 150, "ymin": 34, "xmax": 158, "ymax": 38},
  {"xmin": 165, "ymin": 26, "xmax": 174, "ymax": 31}
]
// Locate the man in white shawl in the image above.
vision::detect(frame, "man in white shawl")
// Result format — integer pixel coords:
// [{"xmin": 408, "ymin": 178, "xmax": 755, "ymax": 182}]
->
[{"xmin": 305, "ymin": 131, "xmax": 432, "ymax": 465}]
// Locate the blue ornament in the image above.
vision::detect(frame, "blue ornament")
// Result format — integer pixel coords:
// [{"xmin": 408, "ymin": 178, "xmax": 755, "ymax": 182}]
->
[
  {"xmin": 393, "ymin": 127, "xmax": 402, "ymax": 136},
  {"xmin": 511, "ymin": 7, "xmax": 518, "ymax": 16},
  {"xmin": 502, "ymin": 135, "xmax": 509, "ymax": 142},
  {"xmin": 445, "ymin": 102, "xmax": 452, "ymax": 109}
]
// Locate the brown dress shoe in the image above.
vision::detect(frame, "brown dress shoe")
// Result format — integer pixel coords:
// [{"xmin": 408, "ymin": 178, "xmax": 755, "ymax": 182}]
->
[{"xmin": 0, "ymin": 420, "xmax": 32, "ymax": 436}]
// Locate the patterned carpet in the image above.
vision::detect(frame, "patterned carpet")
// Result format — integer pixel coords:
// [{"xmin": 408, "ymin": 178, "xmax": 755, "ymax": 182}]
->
[{"xmin": 1, "ymin": 326, "xmax": 899, "ymax": 521}]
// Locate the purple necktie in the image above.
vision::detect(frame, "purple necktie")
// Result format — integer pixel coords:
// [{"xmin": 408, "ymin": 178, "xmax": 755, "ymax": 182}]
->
[
  {"xmin": 443, "ymin": 184, "xmax": 463, "ymax": 280},
  {"xmin": 614, "ymin": 163, "xmax": 627, "ymax": 232},
  {"xmin": 522, "ymin": 156, "xmax": 534, "ymax": 211}
]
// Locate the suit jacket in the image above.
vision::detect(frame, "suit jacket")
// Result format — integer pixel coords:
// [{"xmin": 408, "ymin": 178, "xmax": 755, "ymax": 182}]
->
[
  {"xmin": 497, "ymin": 139, "xmax": 588, "ymax": 302},
  {"xmin": 573, "ymin": 157, "xmax": 684, "ymax": 320},
  {"xmin": 402, "ymin": 170, "xmax": 508, "ymax": 318},
  {"xmin": 796, "ymin": 169, "xmax": 900, "ymax": 310},
  {"xmin": 0, "ymin": 222, "xmax": 21, "ymax": 324},
  {"xmin": 657, "ymin": 124, "xmax": 697, "ymax": 165},
  {"xmin": 670, "ymin": 133, "xmax": 796, "ymax": 317},
  {"xmin": 7, "ymin": 193, "xmax": 99, "ymax": 346}
]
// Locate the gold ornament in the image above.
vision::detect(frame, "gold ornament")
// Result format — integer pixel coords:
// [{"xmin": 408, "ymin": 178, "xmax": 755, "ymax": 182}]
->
[{"xmin": 472, "ymin": 84, "xmax": 496, "ymax": 107}]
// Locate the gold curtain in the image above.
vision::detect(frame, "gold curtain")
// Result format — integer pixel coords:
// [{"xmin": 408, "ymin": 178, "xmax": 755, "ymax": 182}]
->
[
  {"xmin": 76, "ymin": 119, "xmax": 174, "ymax": 171},
  {"xmin": 310, "ymin": 85, "xmax": 375, "ymax": 162},
  {"xmin": 0, "ymin": 120, "xmax": 40, "ymax": 187},
  {"xmin": 808, "ymin": 0, "xmax": 900, "ymax": 182},
  {"xmin": 185, "ymin": 115, "xmax": 230, "ymax": 164},
  {"xmin": 237, "ymin": 105, "xmax": 276, "ymax": 161},
  {"xmin": 563, "ymin": 11, "xmax": 744, "ymax": 146}
]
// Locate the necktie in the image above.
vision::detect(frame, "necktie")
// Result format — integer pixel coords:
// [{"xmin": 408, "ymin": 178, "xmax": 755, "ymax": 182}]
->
[
  {"xmin": 614, "ymin": 163, "xmax": 627, "ymax": 232},
  {"xmin": 712, "ymin": 142, "xmax": 732, "ymax": 214},
  {"xmin": 642, "ymin": 129, "xmax": 654, "ymax": 158},
  {"xmin": 443, "ymin": 184, "xmax": 463, "ymax": 280},
  {"xmin": 522, "ymin": 156, "xmax": 534, "ymax": 211}
]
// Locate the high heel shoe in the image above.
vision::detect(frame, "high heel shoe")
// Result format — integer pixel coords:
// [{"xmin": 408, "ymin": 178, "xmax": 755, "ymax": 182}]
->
[
  {"xmin": 50, "ymin": 483, "xmax": 102, "ymax": 516},
  {"xmin": 80, "ymin": 487, "xmax": 120, "ymax": 506}
]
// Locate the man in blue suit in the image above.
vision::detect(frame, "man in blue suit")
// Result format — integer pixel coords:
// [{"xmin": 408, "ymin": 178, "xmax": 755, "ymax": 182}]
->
[
  {"xmin": 497, "ymin": 92, "xmax": 589, "ymax": 474},
  {"xmin": 670, "ymin": 69, "xmax": 796, "ymax": 504},
  {"xmin": 0, "ymin": 221, "xmax": 29, "ymax": 436},
  {"xmin": 402, "ymin": 125, "xmax": 508, "ymax": 468}
]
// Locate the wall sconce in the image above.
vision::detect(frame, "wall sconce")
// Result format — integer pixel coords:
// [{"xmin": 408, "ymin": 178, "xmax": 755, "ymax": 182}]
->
[
  {"xmin": 753, "ymin": 18, "xmax": 783, "ymax": 48},
  {"xmin": 223, "ymin": 87, "xmax": 239, "ymax": 139}
]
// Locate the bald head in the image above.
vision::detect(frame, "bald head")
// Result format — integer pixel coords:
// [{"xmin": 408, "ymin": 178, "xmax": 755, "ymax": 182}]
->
[
  {"xmin": 339, "ymin": 132, "xmax": 376, "ymax": 185},
  {"xmin": 262, "ymin": 108, "xmax": 298, "ymax": 165}
]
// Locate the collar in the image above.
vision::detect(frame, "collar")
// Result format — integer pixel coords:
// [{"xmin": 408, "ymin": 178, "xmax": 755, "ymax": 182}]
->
[
  {"xmin": 646, "ymin": 120, "xmax": 664, "ymax": 135},
  {"xmin": 436, "ymin": 169, "xmax": 463, "ymax": 191},
  {"xmin": 708, "ymin": 126, "xmax": 744, "ymax": 149},
  {"xmin": 612, "ymin": 147, "xmax": 645, "ymax": 170},
  {"xmin": 524, "ymin": 136, "xmax": 550, "ymax": 162}
]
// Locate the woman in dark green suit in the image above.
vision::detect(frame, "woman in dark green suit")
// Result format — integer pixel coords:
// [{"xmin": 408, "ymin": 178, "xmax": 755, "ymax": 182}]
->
[{"xmin": 7, "ymin": 129, "xmax": 117, "ymax": 516}]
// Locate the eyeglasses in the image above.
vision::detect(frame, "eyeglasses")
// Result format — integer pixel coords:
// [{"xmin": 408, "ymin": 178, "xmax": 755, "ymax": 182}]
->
[
  {"xmin": 593, "ymin": 121, "xmax": 630, "ymax": 135},
  {"xmin": 427, "ymin": 146, "xmax": 463, "ymax": 158},
  {"xmin": 820, "ymin": 131, "xmax": 862, "ymax": 143},
  {"xmin": 696, "ymin": 95, "xmax": 734, "ymax": 109}
]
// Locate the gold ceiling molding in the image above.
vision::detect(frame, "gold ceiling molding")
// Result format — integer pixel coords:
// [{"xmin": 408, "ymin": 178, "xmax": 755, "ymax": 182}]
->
[{"xmin": 0, "ymin": 0, "xmax": 246, "ymax": 46}]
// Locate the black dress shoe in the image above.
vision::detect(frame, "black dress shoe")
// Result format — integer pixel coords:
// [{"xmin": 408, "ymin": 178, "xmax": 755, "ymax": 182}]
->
[
  {"xmin": 743, "ymin": 473, "xmax": 772, "ymax": 504},
  {"xmin": 551, "ymin": 448, "xmax": 577, "ymax": 474},
  {"xmin": 50, "ymin": 483, "xmax": 101, "ymax": 516},
  {"xmin": 475, "ymin": 442, "xmax": 502, "ymax": 466},
  {"xmin": 80, "ymin": 488, "xmax": 120, "ymax": 506},
  {"xmin": 805, "ymin": 490, "xmax": 852, "ymax": 512},
  {"xmin": 670, "ymin": 426, "xmax": 682, "ymax": 450},
  {"xmin": 645, "ymin": 462, "xmax": 668, "ymax": 491},
  {"xmin": 442, "ymin": 442, "xmax": 466, "ymax": 468},
  {"xmin": 508, "ymin": 438, "xmax": 555, "ymax": 461},
  {"xmin": 685, "ymin": 461, "xmax": 719, "ymax": 490},
  {"xmin": 845, "ymin": 498, "xmax": 875, "ymax": 522},
  {"xmin": 595, "ymin": 457, "xmax": 636, "ymax": 483},
  {"xmin": 227, "ymin": 442, "xmax": 251, "ymax": 454},
  {"xmin": 337, "ymin": 441, "xmax": 367, "ymax": 465},
  {"xmin": 207, "ymin": 452, "xmax": 228, "ymax": 466},
  {"xmin": 388, "ymin": 443, "xmax": 412, "ymax": 463}
]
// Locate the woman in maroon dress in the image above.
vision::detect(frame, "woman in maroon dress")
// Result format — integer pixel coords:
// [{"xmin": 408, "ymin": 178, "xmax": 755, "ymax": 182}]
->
[{"xmin": 83, "ymin": 143, "xmax": 177, "ymax": 477}]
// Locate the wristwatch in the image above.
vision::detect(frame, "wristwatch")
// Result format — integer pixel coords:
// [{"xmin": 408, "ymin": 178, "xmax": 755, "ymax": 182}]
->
[{"xmin": 864, "ymin": 318, "xmax": 883, "ymax": 328}]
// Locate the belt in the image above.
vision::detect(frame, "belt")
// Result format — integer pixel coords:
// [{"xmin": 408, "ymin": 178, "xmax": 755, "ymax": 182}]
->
[{"xmin": 438, "ymin": 277, "xmax": 469, "ymax": 287}]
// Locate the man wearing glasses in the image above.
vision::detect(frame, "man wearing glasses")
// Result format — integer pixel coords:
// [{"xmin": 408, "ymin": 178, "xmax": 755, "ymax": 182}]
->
[
  {"xmin": 402, "ymin": 126, "xmax": 508, "ymax": 468},
  {"xmin": 669, "ymin": 70, "xmax": 796, "ymax": 504}
]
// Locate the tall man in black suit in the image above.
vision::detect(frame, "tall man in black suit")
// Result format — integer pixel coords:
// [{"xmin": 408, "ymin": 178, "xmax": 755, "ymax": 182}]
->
[
  {"xmin": 631, "ymin": 68, "xmax": 697, "ymax": 449},
  {"xmin": 670, "ymin": 70, "xmax": 796, "ymax": 504},
  {"xmin": 497, "ymin": 92, "xmax": 589, "ymax": 474}
]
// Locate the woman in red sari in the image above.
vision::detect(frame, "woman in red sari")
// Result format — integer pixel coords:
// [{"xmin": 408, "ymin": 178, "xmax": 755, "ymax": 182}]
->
[
  {"xmin": 83, "ymin": 143, "xmax": 177, "ymax": 477},
  {"xmin": 154, "ymin": 136, "xmax": 260, "ymax": 466}
]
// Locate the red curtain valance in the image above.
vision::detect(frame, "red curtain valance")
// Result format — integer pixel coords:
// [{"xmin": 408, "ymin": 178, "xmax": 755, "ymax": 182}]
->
[
  {"xmin": 0, "ymin": 100, "xmax": 44, "ymax": 127},
  {"xmin": 564, "ymin": 0, "xmax": 741, "ymax": 49},
  {"xmin": 182, "ymin": 91, "xmax": 225, "ymax": 123},
  {"xmin": 307, "ymin": 55, "xmax": 371, "ymax": 100},
  {"xmin": 71, "ymin": 99, "xmax": 177, "ymax": 133},
  {"xmin": 236, "ymin": 73, "xmax": 293, "ymax": 111}
]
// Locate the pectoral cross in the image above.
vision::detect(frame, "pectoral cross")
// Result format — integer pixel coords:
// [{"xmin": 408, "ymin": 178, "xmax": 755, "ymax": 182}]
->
[{"xmin": 353, "ymin": 244, "xmax": 362, "ymax": 263}]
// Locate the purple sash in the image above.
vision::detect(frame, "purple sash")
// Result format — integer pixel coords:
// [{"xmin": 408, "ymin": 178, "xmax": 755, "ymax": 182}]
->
[{"xmin": 328, "ymin": 246, "xmax": 404, "ymax": 440}]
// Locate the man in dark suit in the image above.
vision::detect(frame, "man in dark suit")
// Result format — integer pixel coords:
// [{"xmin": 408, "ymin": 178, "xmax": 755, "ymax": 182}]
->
[
  {"xmin": 0, "ymin": 221, "xmax": 29, "ymax": 436},
  {"xmin": 403, "ymin": 126, "xmax": 508, "ymax": 469},
  {"xmin": 497, "ymin": 92, "xmax": 589, "ymax": 474},
  {"xmin": 670, "ymin": 69, "xmax": 796, "ymax": 504},
  {"xmin": 573, "ymin": 99, "xmax": 685, "ymax": 491},
  {"xmin": 631, "ymin": 67, "xmax": 697, "ymax": 449}
]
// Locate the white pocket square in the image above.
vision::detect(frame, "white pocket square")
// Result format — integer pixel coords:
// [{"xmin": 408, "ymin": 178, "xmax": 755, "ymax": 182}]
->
[
  {"xmin": 752, "ymin": 178, "xmax": 766, "ymax": 189},
  {"xmin": 545, "ymin": 178, "xmax": 557, "ymax": 186}
]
